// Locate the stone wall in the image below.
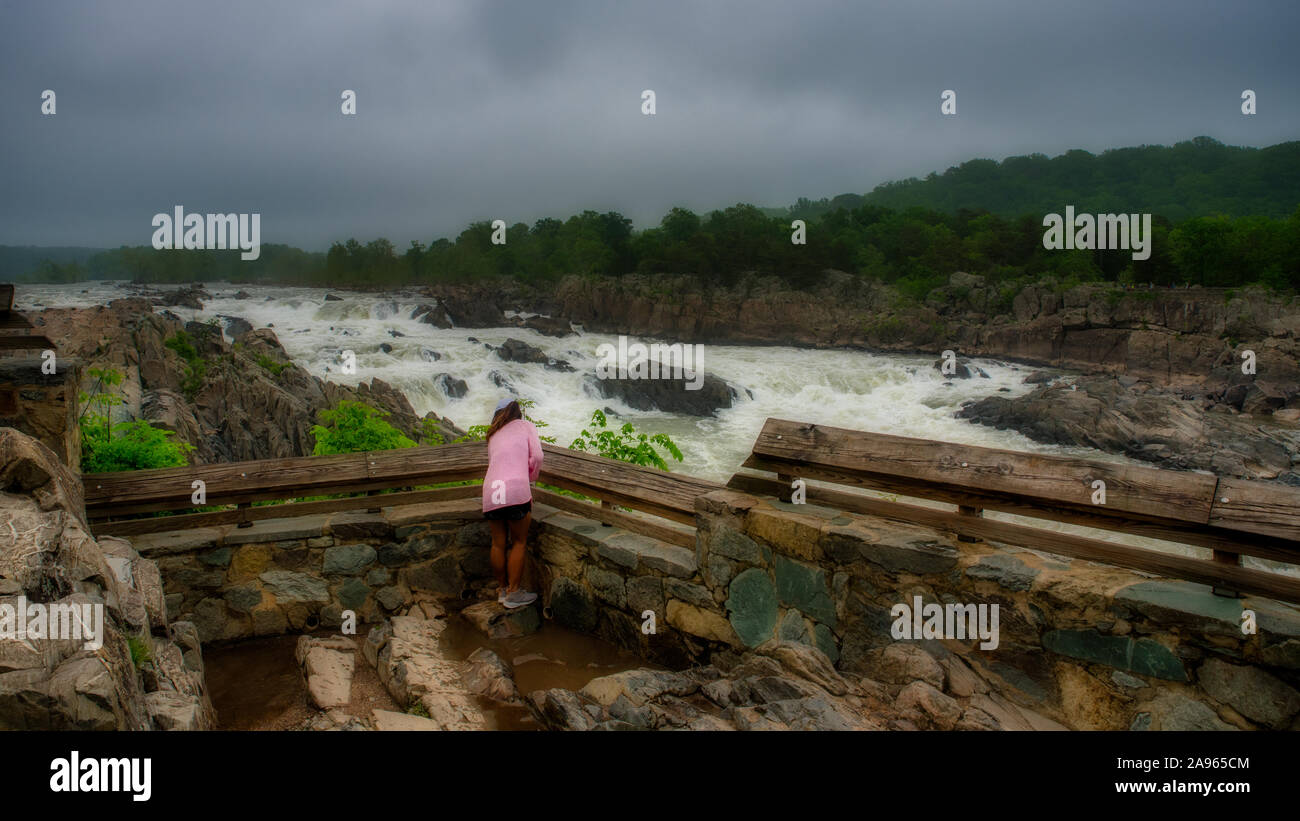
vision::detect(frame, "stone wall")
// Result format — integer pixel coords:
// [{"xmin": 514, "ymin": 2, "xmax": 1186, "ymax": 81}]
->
[
  {"xmin": 132, "ymin": 484, "xmax": 1300, "ymax": 731},
  {"xmin": 0, "ymin": 356, "xmax": 80, "ymax": 470},
  {"xmin": 131, "ymin": 501, "xmax": 494, "ymax": 643},
  {"xmin": 678, "ymin": 489, "xmax": 1300, "ymax": 731}
]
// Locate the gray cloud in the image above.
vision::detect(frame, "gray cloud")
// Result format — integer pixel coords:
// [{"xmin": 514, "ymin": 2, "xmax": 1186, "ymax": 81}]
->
[{"xmin": 1, "ymin": 0, "xmax": 1296, "ymax": 250}]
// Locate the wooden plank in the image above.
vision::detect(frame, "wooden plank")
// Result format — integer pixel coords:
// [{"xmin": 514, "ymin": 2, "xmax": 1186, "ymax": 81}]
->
[
  {"xmin": 731, "ymin": 465, "xmax": 1300, "ymax": 564},
  {"xmin": 0, "ymin": 313, "xmax": 33, "ymax": 330},
  {"xmin": 84, "ymin": 451, "xmax": 371, "ymax": 513},
  {"xmin": 90, "ymin": 485, "xmax": 481, "ymax": 537},
  {"xmin": 0, "ymin": 334, "xmax": 55, "ymax": 351},
  {"xmin": 751, "ymin": 418, "xmax": 1217, "ymax": 525},
  {"xmin": 727, "ymin": 473, "xmax": 1300, "ymax": 603},
  {"xmin": 363, "ymin": 442, "xmax": 487, "ymax": 483},
  {"xmin": 539, "ymin": 443, "xmax": 722, "ymax": 523},
  {"xmin": 0, "ymin": 284, "xmax": 12, "ymax": 311},
  {"xmin": 532, "ymin": 487, "xmax": 695, "ymax": 548},
  {"xmin": 1209, "ymin": 477, "xmax": 1300, "ymax": 543}
]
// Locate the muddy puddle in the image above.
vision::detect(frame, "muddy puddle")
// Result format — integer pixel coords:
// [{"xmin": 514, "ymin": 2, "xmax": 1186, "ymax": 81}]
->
[
  {"xmin": 439, "ymin": 614, "xmax": 662, "ymax": 730},
  {"xmin": 203, "ymin": 614, "xmax": 658, "ymax": 731}
]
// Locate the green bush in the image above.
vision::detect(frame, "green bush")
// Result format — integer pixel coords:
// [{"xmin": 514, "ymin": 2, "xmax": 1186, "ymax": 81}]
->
[
  {"xmin": 79, "ymin": 366, "xmax": 193, "ymax": 472},
  {"xmin": 310, "ymin": 401, "xmax": 415, "ymax": 455},
  {"xmin": 165, "ymin": 331, "xmax": 208, "ymax": 400},
  {"xmin": 81, "ymin": 419, "xmax": 193, "ymax": 473},
  {"xmin": 569, "ymin": 409, "xmax": 683, "ymax": 471}
]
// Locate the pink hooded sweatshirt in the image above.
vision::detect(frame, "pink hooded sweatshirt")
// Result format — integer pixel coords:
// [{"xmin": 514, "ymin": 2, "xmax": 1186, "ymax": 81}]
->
[{"xmin": 482, "ymin": 418, "xmax": 543, "ymax": 512}]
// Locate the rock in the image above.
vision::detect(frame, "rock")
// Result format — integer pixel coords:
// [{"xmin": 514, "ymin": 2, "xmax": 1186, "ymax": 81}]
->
[
  {"xmin": 296, "ymin": 636, "xmax": 356, "ymax": 709},
  {"xmin": 549, "ymin": 576, "xmax": 597, "ymax": 632},
  {"xmin": 322, "ymin": 543, "xmax": 377, "ymax": 575},
  {"xmin": 494, "ymin": 337, "xmax": 574, "ymax": 372},
  {"xmin": 583, "ymin": 369, "xmax": 735, "ymax": 416},
  {"xmin": 519, "ymin": 315, "xmax": 574, "ymax": 337},
  {"xmin": 371, "ymin": 709, "xmax": 439, "ymax": 730},
  {"xmin": 529, "ymin": 688, "xmax": 598, "ymax": 730},
  {"xmin": 419, "ymin": 347, "xmax": 442, "ymax": 362},
  {"xmin": 1137, "ymin": 691, "xmax": 1237, "ymax": 731},
  {"xmin": 966, "ymin": 554, "xmax": 1040, "ymax": 591},
  {"xmin": 1197, "ymin": 658, "xmax": 1300, "ymax": 729},
  {"xmin": 461, "ymin": 648, "xmax": 522, "ymax": 704},
  {"xmin": 461, "ymin": 600, "xmax": 541, "ymax": 639},
  {"xmin": 324, "ymin": 293, "xmax": 343, "ymax": 301},
  {"xmin": 222, "ymin": 316, "xmax": 253, "ymax": 339},
  {"xmin": 726, "ymin": 569, "xmax": 779, "ymax": 648},
  {"xmin": 932, "ymin": 356, "xmax": 987, "ymax": 379},
  {"xmin": 412, "ymin": 303, "xmax": 453, "ymax": 327},
  {"xmin": 867, "ymin": 644, "xmax": 945, "ymax": 689},
  {"xmin": 958, "ymin": 375, "xmax": 1300, "ymax": 480},
  {"xmin": 434, "ymin": 373, "xmax": 468, "ymax": 399}
]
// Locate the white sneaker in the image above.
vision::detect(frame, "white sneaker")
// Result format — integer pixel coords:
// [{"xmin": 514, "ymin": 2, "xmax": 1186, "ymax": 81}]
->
[
  {"xmin": 502, "ymin": 590, "xmax": 537, "ymax": 609},
  {"xmin": 497, "ymin": 588, "xmax": 507, "ymax": 604}
]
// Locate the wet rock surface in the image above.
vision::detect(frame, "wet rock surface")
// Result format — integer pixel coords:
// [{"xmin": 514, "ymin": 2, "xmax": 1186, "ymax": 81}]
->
[
  {"xmin": 958, "ymin": 374, "xmax": 1300, "ymax": 481},
  {"xmin": 0, "ymin": 429, "xmax": 215, "ymax": 730}
]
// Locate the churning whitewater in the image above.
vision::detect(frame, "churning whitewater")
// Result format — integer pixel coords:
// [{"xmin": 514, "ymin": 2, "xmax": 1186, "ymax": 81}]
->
[{"xmin": 21, "ymin": 280, "xmax": 1105, "ymax": 481}]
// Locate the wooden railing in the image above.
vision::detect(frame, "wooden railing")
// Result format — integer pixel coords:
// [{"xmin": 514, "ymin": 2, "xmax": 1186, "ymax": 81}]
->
[
  {"xmin": 729, "ymin": 418, "xmax": 1300, "ymax": 604},
  {"xmin": 0, "ymin": 284, "xmax": 57, "ymax": 351},
  {"xmin": 83, "ymin": 442, "xmax": 717, "ymax": 549}
]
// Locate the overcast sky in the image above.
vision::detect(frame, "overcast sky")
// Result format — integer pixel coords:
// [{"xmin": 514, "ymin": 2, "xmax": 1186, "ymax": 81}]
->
[{"xmin": 1, "ymin": 0, "xmax": 1297, "ymax": 250}]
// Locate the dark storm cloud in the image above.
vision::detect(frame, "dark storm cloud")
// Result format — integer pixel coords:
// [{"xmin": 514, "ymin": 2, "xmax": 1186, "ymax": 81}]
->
[{"xmin": 0, "ymin": 0, "xmax": 1296, "ymax": 249}]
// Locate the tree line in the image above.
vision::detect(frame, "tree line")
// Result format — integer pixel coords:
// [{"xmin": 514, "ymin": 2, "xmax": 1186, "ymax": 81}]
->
[{"xmin": 11, "ymin": 137, "xmax": 1300, "ymax": 293}]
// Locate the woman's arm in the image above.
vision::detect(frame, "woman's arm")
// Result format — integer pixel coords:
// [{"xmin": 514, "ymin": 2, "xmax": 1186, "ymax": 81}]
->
[{"xmin": 527, "ymin": 422, "xmax": 543, "ymax": 482}]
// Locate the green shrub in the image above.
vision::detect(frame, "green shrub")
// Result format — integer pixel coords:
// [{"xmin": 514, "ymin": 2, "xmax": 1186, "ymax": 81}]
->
[
  {"xmin": 254, "ymin": 353, "xmax": 289, "ymax": 377},
  {"xmin": 82, "ymin": 419, "xmax": 193, "ymax": 473},
  {"xmin": 78, "ymin": 366, "xmax": 193, "ymax": 472},
  {"xmin": 165, "ymin": 331, "xmax": 208, "ymax": 400},
  {"xmin": 569, "ymin": 409, "xmax": 683, "ymax": 471},
  {"xmin": 127, "ymin": 636, "xmax": 152, "ymax": 669},
  {"xmin": 310, "ymin": 401, "xmax": 415, "ymax": 455}
]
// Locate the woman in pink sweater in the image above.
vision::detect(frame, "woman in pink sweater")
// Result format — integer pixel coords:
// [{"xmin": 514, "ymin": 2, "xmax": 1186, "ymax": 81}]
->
[{"xmin": 482, "ymin": 398, "xmax": 544, "ymax": 609}]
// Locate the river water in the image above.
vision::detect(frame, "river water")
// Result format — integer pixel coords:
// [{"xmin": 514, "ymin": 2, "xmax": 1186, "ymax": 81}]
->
[{"xmin": 19, "ymin": 280, "xmax": 1112, "ymax": 479}]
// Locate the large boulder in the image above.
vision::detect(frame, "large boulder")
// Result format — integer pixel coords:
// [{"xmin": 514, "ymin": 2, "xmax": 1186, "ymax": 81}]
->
[
  {"xmin": 584, "ymin": 368, "xmax": 737, "ymax": 416},
  {"xmin": 0, "ymin": 429, "xmax": 214, "ymax": 730}
]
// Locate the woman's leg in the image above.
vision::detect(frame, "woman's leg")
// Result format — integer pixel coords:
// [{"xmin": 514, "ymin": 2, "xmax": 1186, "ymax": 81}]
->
[
  {"xmin": 505, "ymin": 512, "xmax": 532, "ymax": 592},
  {"xmin": 488, "ymin": 519, "xmax": 508, "ymax": 590}
]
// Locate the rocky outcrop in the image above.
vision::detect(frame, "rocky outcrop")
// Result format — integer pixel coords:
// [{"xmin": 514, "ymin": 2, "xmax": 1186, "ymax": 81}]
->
[
  {"xmin": 0, "ymin": 428, "xmax": 214, "ymax": 730},
  {"xmin": 364, "ymin": 608, "xmax": 487, "ymax": 729},
  {"xmin": 492, "ymin": 338, "xmax": 574, "ymax": 372},
  {"xmin": 296, "ymin": 634, "xmax": 356, "ymax": 709},
  {"xmin": 583, "ymin": 369, "xmax": 737, "ymax": 416},
  {"xmin": 527, "ymin": 639, "xmax": 1063, "ymax": 731},
  {"xmin": 27, "ymin": 299, "xmax": 462, "ymax": 463},
  {"xmin": 957, "ymin": 375, "xmax": 1300, "ymax": 482}
]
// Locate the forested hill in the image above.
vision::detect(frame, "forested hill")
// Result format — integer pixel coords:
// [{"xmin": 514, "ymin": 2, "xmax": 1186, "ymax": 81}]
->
[
  {"xmin": 778, "ymin": 137, "xmax": 1300, "ymax": 223},
  {"xmin": 0, "ymin": 246, "xmax": 104, "ymax": 280}
]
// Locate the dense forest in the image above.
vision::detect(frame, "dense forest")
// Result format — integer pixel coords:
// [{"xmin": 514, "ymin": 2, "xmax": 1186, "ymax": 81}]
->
[{"xmin": 7, "ymin": 137, "xmax": 1300, "ymax": 294}]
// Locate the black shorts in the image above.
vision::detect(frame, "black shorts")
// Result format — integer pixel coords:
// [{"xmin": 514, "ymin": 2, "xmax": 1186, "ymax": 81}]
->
[{"xmin": 484, "ymin": 501, "xmax": 532, "ymax": 522}]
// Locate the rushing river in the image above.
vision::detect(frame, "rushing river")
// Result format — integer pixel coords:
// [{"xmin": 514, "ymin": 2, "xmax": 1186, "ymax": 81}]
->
[{"xmin": 19, "ymin": 280, "xmax": 1110, "ymax": 480}]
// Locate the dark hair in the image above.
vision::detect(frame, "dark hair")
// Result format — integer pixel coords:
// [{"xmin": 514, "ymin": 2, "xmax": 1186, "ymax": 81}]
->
[{"xmin": 486, "ymin": 400, "xmax": 522, "ymax": 440}]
